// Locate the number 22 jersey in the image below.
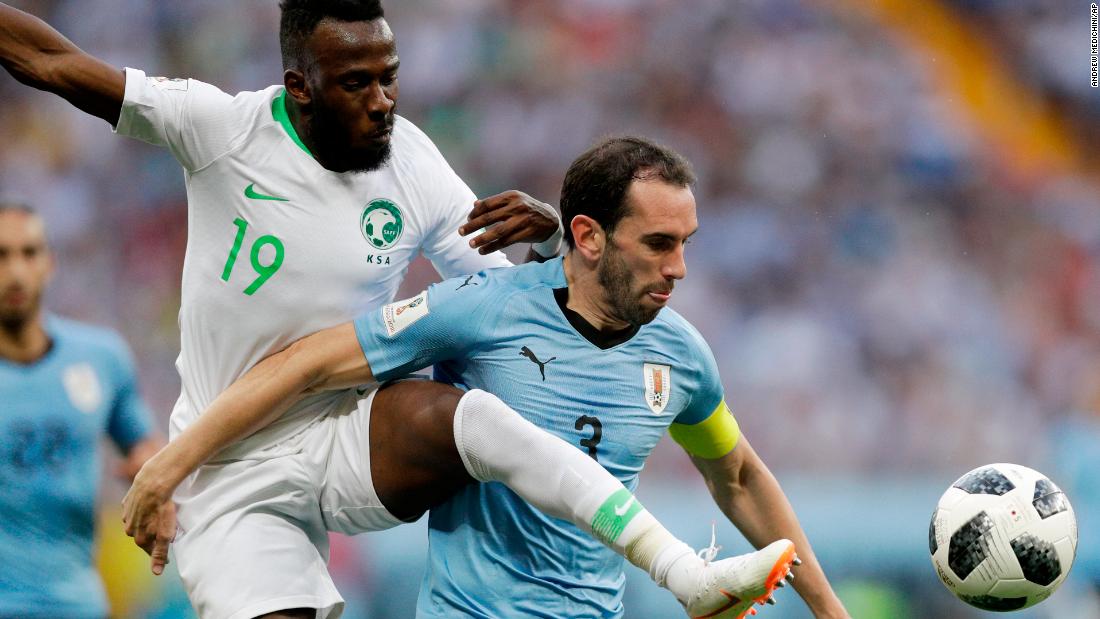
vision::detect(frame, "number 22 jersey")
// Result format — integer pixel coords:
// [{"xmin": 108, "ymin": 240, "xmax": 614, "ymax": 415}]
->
[{"xmin": 114, "ymin": 69, "xmax": 509, "ymax": 459}]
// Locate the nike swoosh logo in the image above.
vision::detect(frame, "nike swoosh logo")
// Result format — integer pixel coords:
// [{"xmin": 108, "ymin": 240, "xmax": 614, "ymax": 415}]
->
[
  {"xmin": 614, "ymin": 496, "xmax": 636, "ymax": 517},
  {"xmin": 244, "ymin": 183, "xmax": 289, "ymax": 202}
]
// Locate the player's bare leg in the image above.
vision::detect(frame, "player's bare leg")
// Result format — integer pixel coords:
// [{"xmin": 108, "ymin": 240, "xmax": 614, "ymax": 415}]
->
[
  {"xmin": 367, "ymin": 382, "xmax": 797, "ymax": 615},
  {"xmin": 366, "ymin": 381, "xmax": 473, "ymax": 519}
]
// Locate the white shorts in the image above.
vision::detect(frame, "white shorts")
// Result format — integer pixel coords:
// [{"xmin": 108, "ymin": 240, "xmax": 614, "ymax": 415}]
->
[{"xmin": 172, "ymin": 388, "xmax": 404, "ymax": 619}]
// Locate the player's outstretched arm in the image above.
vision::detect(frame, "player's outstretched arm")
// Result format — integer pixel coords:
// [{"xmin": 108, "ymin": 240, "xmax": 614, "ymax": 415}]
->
[
  {"xmin": 0, "ymin": 3, "xmax": 124, "ymax": 124},
  {"xmin": 689, "ymin": 439, "xmax": 851, "ymax": 619},
  {"xmin": 121, "ymin": 322, "xmax": 373, "ymax": 573},
  {"xmin": 459, "ymin": 190, "xmax": 563, "ymax": 261}
]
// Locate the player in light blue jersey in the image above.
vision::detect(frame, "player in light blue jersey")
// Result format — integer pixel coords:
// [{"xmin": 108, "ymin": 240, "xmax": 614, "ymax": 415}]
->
[
  {"xmin": 0, "ymin": 204, "xmax": 162, "ymax": 618},
  {"xmin": 365, "ymin": 138, "xmax": 847, "ymax": 619},
  {"xmin": 122, "ymin": 138, "xmax": 847, "ymax": 619}
]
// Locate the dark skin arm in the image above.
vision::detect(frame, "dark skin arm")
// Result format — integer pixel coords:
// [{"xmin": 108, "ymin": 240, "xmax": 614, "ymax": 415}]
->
[
  {"xmin": 0, "ymin": 3, "xmax": 124, "ymax": 124},
  {"xmin": 460, "ymin": 190, "xmax": 562, "ymax": 262}
]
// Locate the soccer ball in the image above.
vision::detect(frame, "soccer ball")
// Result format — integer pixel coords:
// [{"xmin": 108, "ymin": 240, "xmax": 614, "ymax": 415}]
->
[{"xmin": 929, "ymin": 463, "xmax": 1077, "ymax": 611}]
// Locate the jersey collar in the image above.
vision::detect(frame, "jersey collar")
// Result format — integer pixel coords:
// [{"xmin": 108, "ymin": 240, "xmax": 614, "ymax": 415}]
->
[
  {"xmin": 272, "ymin": 89, "xmax": 312, "ymax": 156},
  {"xmin": 0, "ymin": 315, "xmax": 58, "ymax": 369},
  {"xmin": 552, "ymin": 287, "xmax": 640, "ymax": 350}
]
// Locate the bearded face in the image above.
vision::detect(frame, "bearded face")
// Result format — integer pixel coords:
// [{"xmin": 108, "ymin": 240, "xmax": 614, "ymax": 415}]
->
[
  {"xmin": 597, "ymin": 239, "xmax": 666, "ymax": 327},
  {"xmin": 0, "ymin": 211, "xmax": 51, "ymax": 334},
  {"xmin": 308, "ymin": 85, "xmax": 394, "ymax": 173},
  {"xmin": 296, "ymin": 17, "xmax": 399, "ymax": 174}
]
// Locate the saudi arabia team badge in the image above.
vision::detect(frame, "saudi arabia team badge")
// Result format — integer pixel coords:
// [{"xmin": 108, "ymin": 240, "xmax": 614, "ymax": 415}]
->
[
  {"xmin": 361, "ymin": 198, "xmax": 404, "ymax": 250},
  {"xmin": 63, "ymin": 363, "xmax": 103, "ymax": 414},
  {"xmin": 643, "ymin": 363, "xmax": 672, "ymax": 415}
]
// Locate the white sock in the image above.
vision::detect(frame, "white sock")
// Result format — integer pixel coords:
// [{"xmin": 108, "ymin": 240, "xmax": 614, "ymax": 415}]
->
[
  {"xmin": 651, "ymin": 542, "xmax": 706, "ymax": 603},
  {"xmin": 452, "ymin": 389, "xmax": 696, "ymax": 594}
]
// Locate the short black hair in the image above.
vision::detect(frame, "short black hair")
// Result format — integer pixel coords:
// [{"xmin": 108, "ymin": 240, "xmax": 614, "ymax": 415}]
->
[
  {"xmin": 0, "ymin": 202, "xmax": 35, "ymax": 216},
  {"xmin": 560, "ymin": 136, "xmax": 695, "ymax": 248},
  {"xmin": 279, "ymin": 0, "xmax": 385, "ymax": 69}
]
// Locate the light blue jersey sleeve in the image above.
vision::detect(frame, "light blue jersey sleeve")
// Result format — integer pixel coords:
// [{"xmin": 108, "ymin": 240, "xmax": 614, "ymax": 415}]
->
[
  {"xmin": 672, "ymin": 323, "xmax": 725, "ymax": 426},
  {"xmin": 104, "ymin": 336, "xmax": 155, "ymax": 452},
  {"xmin": 353, "ymin": 270, "xmax": 506, "ymax": 383}
]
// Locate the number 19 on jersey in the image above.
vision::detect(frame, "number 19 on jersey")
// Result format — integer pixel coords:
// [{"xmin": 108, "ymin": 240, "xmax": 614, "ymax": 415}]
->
[{"xmin": 221, "ymin": 217, "xmax": 285, "ymax": 295}]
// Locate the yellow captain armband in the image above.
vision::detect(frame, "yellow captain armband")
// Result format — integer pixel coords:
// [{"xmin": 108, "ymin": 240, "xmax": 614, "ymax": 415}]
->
[{"xmin": 668, "ymin": 400, "xmax": 741, "ymax": 459}]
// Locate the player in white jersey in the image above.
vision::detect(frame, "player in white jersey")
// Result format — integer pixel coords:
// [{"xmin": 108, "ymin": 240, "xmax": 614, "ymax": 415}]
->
[
  {"xmin": 1, "ymin": 3, "xmax": 800, "ymax": 619},
  {"xmin": 122, "ymin": 136, "xmax": 851, "ymax": 619}
]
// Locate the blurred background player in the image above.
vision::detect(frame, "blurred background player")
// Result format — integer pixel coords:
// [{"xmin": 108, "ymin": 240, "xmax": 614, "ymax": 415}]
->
[
  {"xmin": 0, "ymin": 203, "xmax": 161, "ymax": 618},
  {"xmin": 122, "ymin": 137, "xmax": 848, "ymax": 619}
]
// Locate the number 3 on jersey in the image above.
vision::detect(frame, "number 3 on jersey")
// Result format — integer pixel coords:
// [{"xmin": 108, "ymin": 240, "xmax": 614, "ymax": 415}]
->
[
  {"xmin": 575, "ymin": 414, "xmax": 602, "ymax": 461},
  {"xmin": 221, "ymin": 217, "xmax": 284, "ymax": 295}
]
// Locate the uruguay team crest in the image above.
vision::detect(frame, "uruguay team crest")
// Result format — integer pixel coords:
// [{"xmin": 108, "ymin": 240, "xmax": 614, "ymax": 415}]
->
[
  {"xmin": 643, "ymin": 363, "xmax": 672, "ymax": 415},
  {"xmin": 63, "ymin": 363, "xmax": 103, "ymax": 414},
  {"xmin": 361, "ymin": 198, "xmax": 404, "ymax": 250}
]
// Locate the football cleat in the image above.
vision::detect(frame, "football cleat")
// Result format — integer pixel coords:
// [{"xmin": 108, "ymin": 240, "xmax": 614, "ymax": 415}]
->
[{"xmin": 683, "ymin": 538, "xmax": 798, "ymax": 619}]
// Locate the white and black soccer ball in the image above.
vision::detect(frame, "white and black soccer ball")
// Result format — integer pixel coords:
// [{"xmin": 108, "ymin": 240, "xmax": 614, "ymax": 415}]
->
[{"xmin": 929, "ymin": 463, "xmax": 1077, "ymax": 612}]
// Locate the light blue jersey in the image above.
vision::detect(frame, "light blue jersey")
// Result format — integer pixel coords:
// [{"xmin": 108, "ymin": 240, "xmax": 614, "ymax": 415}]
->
[
  {"xmin": 355, "ymin": 258, "xmax": 724, "ymax": 618},
  {"xmin": 0, "ymin": 317, "xmax": 154, "ymax": 619}
]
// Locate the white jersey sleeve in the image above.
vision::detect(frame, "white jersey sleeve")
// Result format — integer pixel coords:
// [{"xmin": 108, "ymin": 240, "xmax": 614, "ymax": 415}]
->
[
  {"xmin": 397, "ymin": 122, "xmax": 512, "ymax": 278},
  {"xmin": 114, "ymin": 68, "xmax": 246, "ymax": 172}
]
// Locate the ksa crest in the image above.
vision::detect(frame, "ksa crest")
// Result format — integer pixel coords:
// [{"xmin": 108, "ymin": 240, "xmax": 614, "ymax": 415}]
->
[{"xmin": 361, "ymin": 198, "xmax": 404, "ymax": 250}]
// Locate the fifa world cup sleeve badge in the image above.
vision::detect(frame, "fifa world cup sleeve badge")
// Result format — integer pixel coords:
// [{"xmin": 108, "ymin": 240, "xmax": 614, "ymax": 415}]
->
[{"xmin": 381, "ymin": 290, "xmax": 429, "ymax": 337}]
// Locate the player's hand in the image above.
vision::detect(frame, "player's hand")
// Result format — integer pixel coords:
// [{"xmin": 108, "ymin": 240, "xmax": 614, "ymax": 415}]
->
[
  {"xmin": 459, "ymin": 190, "xmax": 561, "ymax": 255},
  {"xmin": 121, "ymin": 459, "xmax": 178, "ymax": 576}
]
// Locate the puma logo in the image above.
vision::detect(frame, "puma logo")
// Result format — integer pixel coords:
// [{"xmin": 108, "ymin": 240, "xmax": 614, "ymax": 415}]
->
[
  {"xmin": 519, "ymin": 346, "xmax": 556, "ymax": 381},
  {"xmin": 456, "ymin": 275, "xmax": 478, "ymax": 291}
]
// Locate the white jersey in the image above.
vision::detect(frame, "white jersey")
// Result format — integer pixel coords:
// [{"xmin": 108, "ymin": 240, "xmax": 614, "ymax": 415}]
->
[{"xmin": 115, "ymin": 68, "xmax": 510, "ymax": 460}]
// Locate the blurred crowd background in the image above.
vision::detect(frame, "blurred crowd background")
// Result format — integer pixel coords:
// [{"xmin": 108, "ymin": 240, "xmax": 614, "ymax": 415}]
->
[{"xmin": 2, "ymin": 0, "xmax": 1099, "ymax": 617}]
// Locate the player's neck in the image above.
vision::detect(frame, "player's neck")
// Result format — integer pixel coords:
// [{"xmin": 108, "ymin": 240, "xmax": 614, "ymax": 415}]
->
[
  {"xmin": 562, "ymin": 254, "xmax": 632, "ymax": 332},
  {"xmin": 284, "ymin": 97, "xmax": 324, "ymax": 168},
  {"xmin": 0, "ymin": 314, "xmax": 50, "ymax": 364}
]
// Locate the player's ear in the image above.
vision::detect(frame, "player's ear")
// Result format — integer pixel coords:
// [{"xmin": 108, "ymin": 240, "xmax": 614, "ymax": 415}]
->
[
  {"xmin": 570, "ymin": 215, "xmax": 604, "ymax": 263},
  {"xmin": 42, "ymin": 248, "xmax": 55, "ymax": 284},
  {"xmin": 284, "ymin": 69, "xmax": 311, "ymax": 106}
]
